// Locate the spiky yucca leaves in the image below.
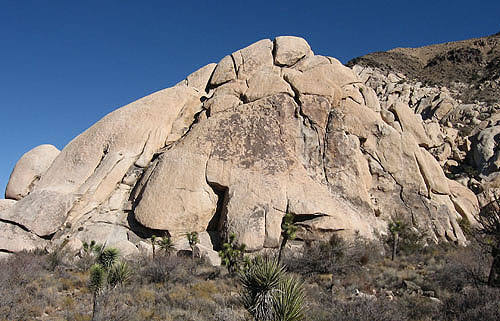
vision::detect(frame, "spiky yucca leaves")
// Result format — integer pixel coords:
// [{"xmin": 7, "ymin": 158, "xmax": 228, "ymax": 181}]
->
[
  {"xmin": 186, "ymin": 232, "xmax": 199, "ymax": 248},
  {"xmin": 239, "ymin": 257, "xmax": 306, "ymax": 321},
  {"xmin": 107, "ymin": 261, "xmax": 132, "ymax": 287},
  {"xmin": 157, "ymin": 236, "xmax": 175, "ymax": 255},
  {"xmin": 97, "ymin": 248, "xmax": 120, "ymax": 270},
  {"xmin": 89, "ymin": 264, "xmax": 106, "ymax": 294},
  {"xmin": 87, "ymin": 247, "xmax": 132, "ymax": 321},
  {"xmin": 272, "ymin": 276, "xmax": 306, "ymax": 321},
  {"xmin": 239, "ymin": 257, "xmax": 286, "ymax": 321}
]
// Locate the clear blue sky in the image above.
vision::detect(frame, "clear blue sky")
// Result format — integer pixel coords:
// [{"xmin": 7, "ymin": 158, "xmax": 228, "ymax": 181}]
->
[{"xmin": 1, "ymin": 0, "xmax": 499, "ymax": 195}]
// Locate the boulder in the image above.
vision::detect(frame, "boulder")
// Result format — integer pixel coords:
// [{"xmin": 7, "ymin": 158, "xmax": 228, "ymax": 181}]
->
[
  {"xmin": 473, "ymin": 125, "xmax": 500, "ymax": 173},
  {"xmin": 415, "ymin": 147, "xmax": 451, "ymax": 195},
  {"xmin": 193, "ymin": 243, "xmax": 221, "ymax": 266},
  {"xmin": 274, "ymin": 36, "xmax": 313, "ymax": 66},
  {"xmin": 0, "ymin": 63, "xmax": 213, "ymax": 238},
  {"xmin": 0, "ymin": 221, "xmax": 48, "ymax": 252},
  {"xmin": 5, "ymin": 144, "xmax": 59, "ymax": 200}
]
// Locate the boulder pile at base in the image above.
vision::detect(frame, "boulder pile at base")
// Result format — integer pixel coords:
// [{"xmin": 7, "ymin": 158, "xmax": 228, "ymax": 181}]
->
[{"xmin": 0, "ymin": 36, "xmax": 483, "ymax": 263}]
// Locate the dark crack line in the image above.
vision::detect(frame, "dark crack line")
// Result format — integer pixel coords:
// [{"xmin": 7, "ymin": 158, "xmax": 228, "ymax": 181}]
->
[
  {"xmin": 230, "ymin": 53, "xmax": 239, "ymax": 78},
  {"xmin": 138, "ymin": 131, "xmax": 153, "ymax": 159},
  {"xmin": 0, "ymin": 218, "xmax": 31, "ymax": 233},
  {"xmin": 360, "ymin": 146, "xmax": 412, "ymax": 213},
  {"xmin": 78, "ymin": 143, "xmax": 110, "ymax": 195}
]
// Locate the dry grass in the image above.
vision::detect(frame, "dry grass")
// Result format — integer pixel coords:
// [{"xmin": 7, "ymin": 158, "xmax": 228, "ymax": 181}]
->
[{"xmin": 0, "ymin": 237, "xmax": 499, "ymax": 320}]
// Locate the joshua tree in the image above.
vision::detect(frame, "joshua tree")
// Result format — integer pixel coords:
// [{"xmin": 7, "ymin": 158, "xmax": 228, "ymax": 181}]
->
[
  {"xmin": 186, "ymin": 232, "xmax": 199, "ymax": 259},
  {"xmin": 157, "ymin": 235, "xmax": 175, "ymax": 256},
  {"xmin": 278, "ymin": 212, "xmax": 297, "ymax": 263},
  {"xmin": 388, "ymin": 218, "xmax": 406, "ymax": 261},
  {"xmin": 88, "ymin": 247, "xmax": 132, "ymax": 321},
  {"xmin": 150, "ymin": 235, "xmax": 157, "ymax": 259},
  {"xmin": 239, "ymin": 256, "xmax": 305, "ymax": 321},
  {"xmin": 476, "ymin": 197, "xmax": 500, "ymax": 287},
  {"xmin": 219, "ymin": 233, "xmax": 247, "ymax": 274}
]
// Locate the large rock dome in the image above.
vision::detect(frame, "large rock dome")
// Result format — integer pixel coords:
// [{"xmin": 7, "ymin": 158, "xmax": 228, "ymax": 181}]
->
[{"xmin": 0, "ymin": 36, "xmax": 476, "ymax": 258}]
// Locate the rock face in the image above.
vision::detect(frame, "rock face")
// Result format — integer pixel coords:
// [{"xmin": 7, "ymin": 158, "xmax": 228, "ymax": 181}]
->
[
  {"xmin": 1, "ymin": 36, "xmax": 478, "ymax": 258},
  {"xmin": 5, "ymin": 144, "xmax": 60, "ymax": 200}
]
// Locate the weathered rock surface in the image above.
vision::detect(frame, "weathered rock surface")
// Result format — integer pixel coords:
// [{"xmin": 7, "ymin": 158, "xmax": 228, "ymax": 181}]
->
[
  {"xmin": 5, "ymin": 144, "xmax": 60, "ymax": 200},
  {"xmin": 2, "ymin": 36, "xmax": 480, "ymax": 259},
  {"xmin": 0, "ymin": 221, "xmax": 48, "ymax": 253},
  {"xmin": 0, "ymin": 199, "xmax": 16, "ymax": 212}
]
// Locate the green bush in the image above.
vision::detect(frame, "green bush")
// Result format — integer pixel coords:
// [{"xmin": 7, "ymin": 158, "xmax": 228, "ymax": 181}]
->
[{"xmin": 239, "ymin": 257, "xmax": 305, "ymax": 321}]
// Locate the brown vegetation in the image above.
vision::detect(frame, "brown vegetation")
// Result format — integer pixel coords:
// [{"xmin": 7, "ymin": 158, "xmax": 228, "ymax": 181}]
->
[{"xmin": 0, "ymin": 234, "xmax": 499, "ymax": 320}]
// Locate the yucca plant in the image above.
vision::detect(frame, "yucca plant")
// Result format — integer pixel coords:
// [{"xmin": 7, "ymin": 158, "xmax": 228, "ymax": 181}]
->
[
  {"xmin": 87, "ymin": 246, "xmax": 132, "ymax": 321},
  {"xmin": 157, "ymin": 236, "xmax": 175, "ymax": 256},
  {"xmin": 240, "ymin": 257, "xmax": 285, "ymax": 321},
  {"xmin": 272, "ymin": 276, "xmax": 306, "ymax": 321},
  {"xmin": 239, "ymin": 257, "xmax": 305, "ymax": 321},
  {"xmin": 151, "ymin": 235, "xmax": 157, "ymax": 259},
  {"xmin": 96, "ymin": 247, "xmax": 120, "ymax": 269},
  {"xmin": 107, "ymin": 261, "xmax": 133, "ymax": 287},
  {"xmin": 388, "ymin": 218, "xmax": 406, "ymax": 261},
  {"xmin": 186, "ymin": 232, "xmax": 199, "ymax": 259}
]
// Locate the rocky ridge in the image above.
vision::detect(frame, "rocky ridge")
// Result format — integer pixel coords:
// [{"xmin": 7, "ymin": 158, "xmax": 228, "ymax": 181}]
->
[
  {"xmin": 348, "ymin": 31, "xmax": 500, "ymax": 105},
  {"xmin": 0, "ymin": 36, "xmax": 480, "ymax": 263}
]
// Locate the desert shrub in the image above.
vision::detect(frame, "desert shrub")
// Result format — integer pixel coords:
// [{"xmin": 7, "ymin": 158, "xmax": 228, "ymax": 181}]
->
[
  {"xmin": 385, "ymin": 217, "xmax": 426, "ymax": 260},
  {"xmin": 310, "ymin": 298, "xmax": 407, "ymax": 321},
  {"xmin": 440, "ymin": 286, "xmax": 500, "ymax": 321},
  {"xmin": 0, "ymin": 251, "xmax": 59, "ymax": 319},
  {"xmin": 398, "ymin": 294, "xmax": 441, "ymax": 321},
  {"xmin": 285, "ymin": 234, "xmax": 382, "ymax": 276},
  {"xmin": 426, "ymin": 242, "xmax": 490, "ymax": 294},
  {"xmin": 137, "ymin": 254, "xmax": 198, "ymax": 284}
]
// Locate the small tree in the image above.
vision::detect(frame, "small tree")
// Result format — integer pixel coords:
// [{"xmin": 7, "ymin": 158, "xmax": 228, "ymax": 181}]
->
[
  {"xmin": 186, "ymin": 232, "xmax": 199, "ymax": 259},
  {"xmin": 278, "ymin": 212, "xmax": 297, "ymax": 263},
  {"xmin": 157, "ymin": 235, "xmax": 175, "ymax": 256},
  {"xmin": 388, "ymin": 218, "xmax": 406, "ymax": 261},
  {"xmin": 150, "ymin": 235, "xmax": 157, "ymax": 259},
  {"xmin": 88, "ymin": 247, "xmax": 132, "ymax": 321},
  {"xmin": 476, "ymin": 197, "xmax": 500, "ymax": 287},
  {"xmin": 219, "ymin": 233, "xmax": 248, "ymax": 274}
]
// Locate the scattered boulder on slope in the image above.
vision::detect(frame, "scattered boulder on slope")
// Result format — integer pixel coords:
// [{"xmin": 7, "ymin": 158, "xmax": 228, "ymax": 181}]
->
[{"xmin": 5, "ymin": 144, "xmax": 60, "ymax": 200}]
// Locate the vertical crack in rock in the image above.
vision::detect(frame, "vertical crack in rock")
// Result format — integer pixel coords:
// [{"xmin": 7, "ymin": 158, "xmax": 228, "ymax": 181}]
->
[
  {"xmin": 205, "ymin": 181, "xmax": 229, "ymax": 250},
  {"xmin": 322, "ymin": 111, "xmax": 334, "ymax": 185},
  {"xmin": 78, "ymin": 144, "xmax": 110, "ymax": 195},
  {"xmin": 230, "ymin": 54, "xmax": 239, "ymax": 78},
  {"xmin": 282, "ymin": 76, "xmax": 329, "ymax": 184},
  {"xmin": 130, "ymin": 157, "xmax": 161, "ymax": 210}
]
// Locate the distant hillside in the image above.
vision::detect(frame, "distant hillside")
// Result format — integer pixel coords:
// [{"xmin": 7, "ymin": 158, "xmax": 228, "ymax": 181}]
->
[{"xmin": 347, "ymin": 32, "xmax": 500, "ymax": 104}]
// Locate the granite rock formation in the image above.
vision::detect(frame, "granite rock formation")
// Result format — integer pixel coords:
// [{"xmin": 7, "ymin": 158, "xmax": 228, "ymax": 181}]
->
[{"xmin": 1, "ymin": 36, "xmax": 479, "ymax": 261}]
